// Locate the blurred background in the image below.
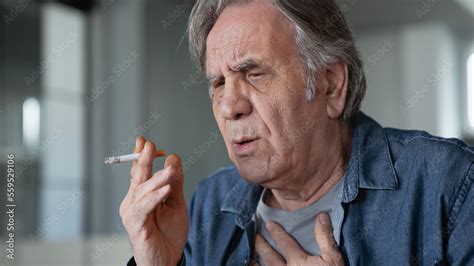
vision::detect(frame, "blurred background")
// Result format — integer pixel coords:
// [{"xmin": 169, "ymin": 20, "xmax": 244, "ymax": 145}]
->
[{"xmin": 0, "ymin": 0, "xmax": 472, "ymax": 265}]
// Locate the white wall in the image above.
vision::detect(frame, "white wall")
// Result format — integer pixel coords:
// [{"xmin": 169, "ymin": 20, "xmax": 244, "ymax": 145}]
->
[
  {"xmin": 39, "ymin": 3, "xmax": 85, "ymax": 241},
  {"xmin": 88, "ymin": 0, "xmax": 147, "ymax": 236},
  {"xmin": 360, "ymin": 22, "xmax": 461, "ymax": 138}
]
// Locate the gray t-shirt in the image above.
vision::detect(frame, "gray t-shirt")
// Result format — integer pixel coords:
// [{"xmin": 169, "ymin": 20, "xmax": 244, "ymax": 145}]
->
[{"xmin": 255, "ymin": 177, "xmax": 345, "ymax": 258}]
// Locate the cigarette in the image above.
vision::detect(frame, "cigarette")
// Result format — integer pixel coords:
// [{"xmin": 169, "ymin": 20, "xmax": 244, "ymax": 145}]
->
[{"xmin": 104, "ymin": 150, "xmax": 166, "ymax": 165}]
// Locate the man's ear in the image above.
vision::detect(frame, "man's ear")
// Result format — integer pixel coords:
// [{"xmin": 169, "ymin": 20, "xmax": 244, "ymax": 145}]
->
[{"xmin": 324, "ymin": 61, "xmax": 348, "ymax": 119}]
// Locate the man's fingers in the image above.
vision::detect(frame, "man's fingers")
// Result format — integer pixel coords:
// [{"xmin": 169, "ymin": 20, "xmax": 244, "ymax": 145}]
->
[
  {"xmin": 162, "ymin": 154, "xmax": 185, "ymax": 203},
  {"xmin": 137, "ymin": 184, "xmax": 171, "ymax": 218},
  {"xmin": 254, "ymin": 234, "xmax": 286, "ymax": 266},
  {"xmin": 135, "ymin": 164, "xmax": 180, "ymax": 201},
  {"xmin": 126, "ymin": 136, "xmax": 146, "ymax": 195},
  {"xmin": 164, "ymin": 154, "xmax": 184, "ymax": 175},
  {"xmin": 315, "ymin": 212, "xmax": 344, "ymax": 265},
  {"xmin": 130, "ymin": 141, "xmax": 156, "ymax": 188},
  {"xmin": 266, "ymin": 221, "xmax": 308, "ymax": 262},
  {"xmin": 132, "ymin": 136, "xmax": 146, "ymax": 166},
  {"xmin": 315, "ymin": 212, "xmax": 337, "ymax": 251}
]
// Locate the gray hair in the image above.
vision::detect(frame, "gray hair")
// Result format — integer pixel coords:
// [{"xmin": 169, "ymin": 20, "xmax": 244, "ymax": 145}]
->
[{"xmin": 188, "ymin": 0, "xmax": 366, "ymax": 121}]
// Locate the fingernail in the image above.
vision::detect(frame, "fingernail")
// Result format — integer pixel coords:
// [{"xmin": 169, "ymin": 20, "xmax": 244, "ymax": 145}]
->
[
  {"xmin": 136, "ymin": 136, "xmax": 141, "ymax": 146},
  {"xmin": 319, "ymin": 212, "xmax": 330, "ymax": 225},
  {"xmin": 145, "ymin": 141, "xmax": 152, "ymax": 150}
]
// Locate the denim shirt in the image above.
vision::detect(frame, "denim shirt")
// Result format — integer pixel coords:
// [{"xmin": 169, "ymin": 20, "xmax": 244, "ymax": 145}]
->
[{"xmin": 128, "ymin": 112, "xmax": 474, "ymax": 265}]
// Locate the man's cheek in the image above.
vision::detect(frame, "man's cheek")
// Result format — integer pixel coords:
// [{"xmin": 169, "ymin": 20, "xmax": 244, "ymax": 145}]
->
[{"xmin": 265, "ymin": 124, "xmax": 291, "ymax": 153}]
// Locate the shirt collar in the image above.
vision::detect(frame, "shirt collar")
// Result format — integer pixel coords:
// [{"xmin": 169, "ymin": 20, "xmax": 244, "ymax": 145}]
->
[
  {"xmin": 220, "ymin": 179, "xmax": 263, "ymax": 228},
  {"xmin": 341, "ymin": 112, "xmax": 398, "ymax": 203},
  {"xmin": 220, "ymin": 112, "xmax": 398, "ymax": 226}
]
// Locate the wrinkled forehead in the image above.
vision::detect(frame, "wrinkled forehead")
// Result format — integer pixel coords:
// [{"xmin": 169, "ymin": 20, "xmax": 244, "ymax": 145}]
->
[{"xmin": 204, "ymin": 1, "xmax": 297, "ymax": 73}]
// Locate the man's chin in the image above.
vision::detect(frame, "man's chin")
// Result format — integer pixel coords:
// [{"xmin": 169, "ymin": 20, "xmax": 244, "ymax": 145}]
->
[
  {"xmin": 230, "ymin": 151, "xmax": 281, "ymax": 184},
  {"xmin": 233, "ymin": 163, "xmax": 271, "ymax": 185}
]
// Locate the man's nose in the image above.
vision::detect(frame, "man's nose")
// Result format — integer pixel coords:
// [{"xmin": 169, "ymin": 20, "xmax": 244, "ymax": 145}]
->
[{"xmin": 218, "ymin": 79, "xmax": 252, "ymax": 120}]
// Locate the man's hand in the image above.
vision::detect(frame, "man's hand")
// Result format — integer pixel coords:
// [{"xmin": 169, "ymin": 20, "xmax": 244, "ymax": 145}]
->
[
  {"xmin": 255, "ymin": 212, "xmax": 344, "ymax": 266},
  {"xmin": 120, "ymin": 136, "xmax": 189, "ymax": 266}
]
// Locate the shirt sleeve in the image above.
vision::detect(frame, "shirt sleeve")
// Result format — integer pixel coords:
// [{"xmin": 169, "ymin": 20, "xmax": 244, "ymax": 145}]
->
[{"xmin": 446, "ymin": 163, "xmax": 474, "ymax": 265}]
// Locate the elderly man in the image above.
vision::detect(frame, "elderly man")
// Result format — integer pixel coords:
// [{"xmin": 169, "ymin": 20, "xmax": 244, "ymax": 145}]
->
[{"xmin": 120, "ymin": 0, "xmax": 474, "ymax": 265}]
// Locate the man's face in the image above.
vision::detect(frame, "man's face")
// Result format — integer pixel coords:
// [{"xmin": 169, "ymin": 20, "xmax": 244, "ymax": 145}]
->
[{"xmin": 206, "ymin": 1, "xmax": 333, "ymax": 187}]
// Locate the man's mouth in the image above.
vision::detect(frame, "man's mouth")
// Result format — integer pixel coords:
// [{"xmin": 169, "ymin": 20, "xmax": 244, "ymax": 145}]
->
[{"xmin": 232, "ymin": 137, "xmax": 259, "ymax": 156}]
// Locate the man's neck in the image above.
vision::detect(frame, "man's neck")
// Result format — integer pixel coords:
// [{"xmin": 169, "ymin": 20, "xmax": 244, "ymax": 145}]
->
[{"xmin": 266, "ymin": 122, "xmax": 352, "ymax": 211}]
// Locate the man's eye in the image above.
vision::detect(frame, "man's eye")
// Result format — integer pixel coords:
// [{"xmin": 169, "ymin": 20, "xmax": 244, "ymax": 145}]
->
[
  {"xmin": 214, "ymin": 80, "xmax": 225, "ymax": 88},
  {"xmin": 248, "ymin": 73, "xmax": 264, "ymax": 79}
]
